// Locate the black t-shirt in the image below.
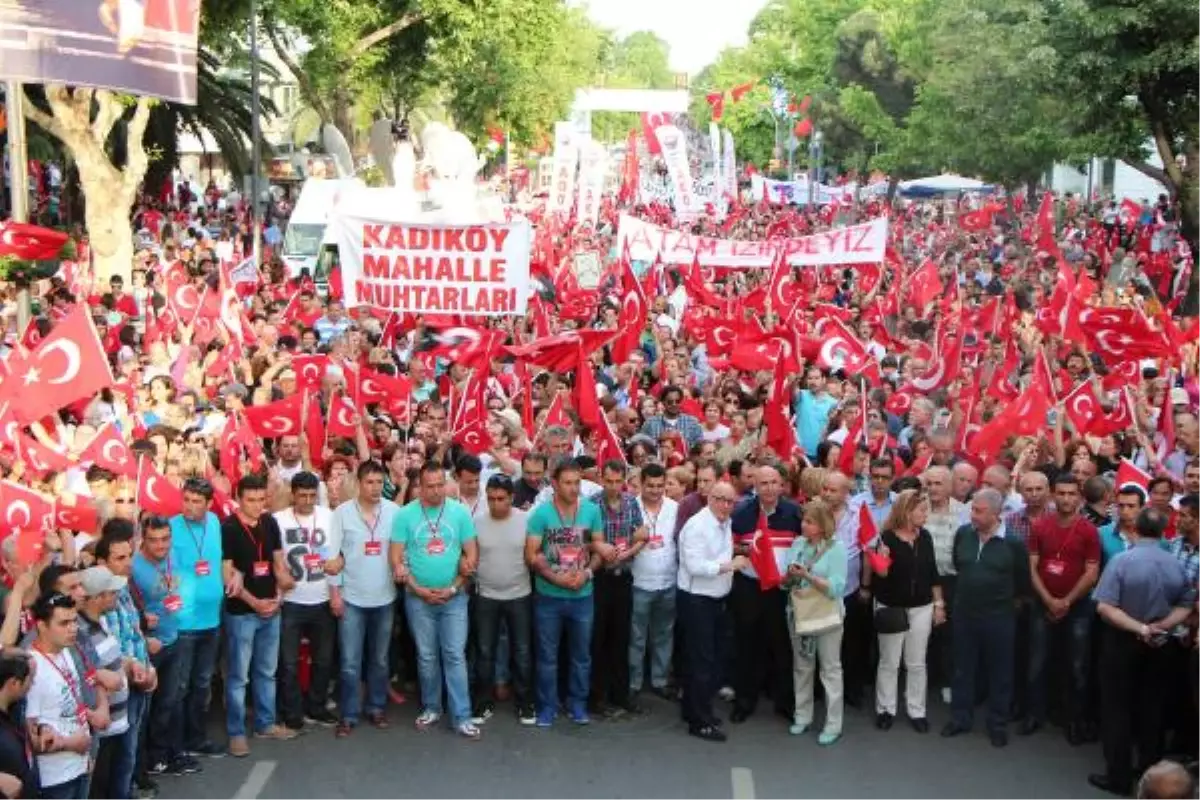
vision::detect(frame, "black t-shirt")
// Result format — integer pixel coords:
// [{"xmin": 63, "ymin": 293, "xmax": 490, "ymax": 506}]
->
[
  {"xmin": 220, "ymin": 514, "xmax": 283, "ymax": 616},
  {"xmin": 0, "ymin": 710, "xmax": 36, "ymax": 798},
  {"xmin": 873, "ymin": 528, "xmax": 940, "ymax": 608}
]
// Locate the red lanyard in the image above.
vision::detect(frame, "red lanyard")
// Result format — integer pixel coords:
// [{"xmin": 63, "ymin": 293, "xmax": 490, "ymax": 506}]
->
[
  {"xmin": 237, "ymin": 516, "xmax": 264, "ymax": 562},
  {"xmin": 357, "ymin": 503, "xmax": 381, "ymax": 544},
  {"xmin": 33, "ymin": 644, "xmax": 84, "ymax": 715}
]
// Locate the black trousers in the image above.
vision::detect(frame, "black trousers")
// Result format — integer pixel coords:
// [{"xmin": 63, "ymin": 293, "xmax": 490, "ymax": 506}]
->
[
  {"xmin": 473, "ymin": 594, "xmax": 533, "ymax": 708},
  {"xmin": 679, "ymin": 590, "xmax": 723, "ymax": 730},
  {"xmin": 729, "ymin": 573, "xmax": 793, "ymax": 716},
  {"xmin": 278, "ymin": 601, "xmax": 336, "ymax": 724},
  {"xmin": 1162, "ymin": 638, "xmax": 1198, "ymax": 759},
  {"xmin": 929, "ymin": 575, "xmax": 957, "ymax": 690},
  {"xmin": 1099, "ymin": 625, "xmax": 1170, "ymax": 790},
  {"xmin": 591, "ymin": 571, "xmax": 633, "ymax": 707},
  {"xmin": 840, "ymin": 591, "xmax": 874, "ymax": 702}
]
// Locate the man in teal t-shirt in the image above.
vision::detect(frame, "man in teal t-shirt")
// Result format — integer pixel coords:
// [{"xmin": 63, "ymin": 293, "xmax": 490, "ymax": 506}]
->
[
  {"xmin": 391, "ymin": 463, "xmax": 479, "ymax": 738},
  {"xmin": 524, "ymin": 458, "xmax": 603, "ymax": 727}
]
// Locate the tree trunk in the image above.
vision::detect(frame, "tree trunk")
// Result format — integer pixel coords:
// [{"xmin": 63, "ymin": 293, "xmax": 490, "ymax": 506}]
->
[{"xmin": 22, "ymin": 86, "xmax": 152, "ymax": 283}]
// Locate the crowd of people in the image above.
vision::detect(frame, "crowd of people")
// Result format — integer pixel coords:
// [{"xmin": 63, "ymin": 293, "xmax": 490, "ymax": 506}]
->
[{"xmin": 0, "ymin": 175, "xmax": 1194, "ymax": 800}]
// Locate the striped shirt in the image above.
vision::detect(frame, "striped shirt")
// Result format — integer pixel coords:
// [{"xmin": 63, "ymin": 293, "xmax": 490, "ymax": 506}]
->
[
  {"xmin": 76, "ymin": 613, "xmax": 129, "ymax": 738},
  {"xmin": 102, "ymin": 587, "xmax": 148, "ymax": 664}
]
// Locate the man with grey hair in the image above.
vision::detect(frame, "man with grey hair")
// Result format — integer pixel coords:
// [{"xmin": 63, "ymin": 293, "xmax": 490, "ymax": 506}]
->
[
  {"xmin": 952, "ymin": 462, "xmax": 979, "ymax": 504},
  {"xmin": 941, "ymin": 487, "xmax": 1031, "ymax": 748},
  {"xmin": 1136, "ymin": 760, "xmax": 1195, "ymax": 799},
  {"xmin": 923, "ymin": 465, "xmax": 969, "ymax": 703}
]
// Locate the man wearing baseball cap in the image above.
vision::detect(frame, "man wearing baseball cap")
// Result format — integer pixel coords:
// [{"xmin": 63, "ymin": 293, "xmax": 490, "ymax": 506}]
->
[{"xmin": 77, "ymin": 566, "xmax": 132, "ymax": 799}]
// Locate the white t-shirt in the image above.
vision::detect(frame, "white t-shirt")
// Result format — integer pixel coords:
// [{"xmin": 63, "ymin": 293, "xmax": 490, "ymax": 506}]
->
[
  {"xmin": 701, "ymin": 424, "xmax": 730, "ymax": 443},
  {"xmin": 27, "ymin": 649, "xmax": 89, "ymax": 788},
  {"xmin": 273, "ymin": 506, "xmax": 335, "ymax": 605},
  {"xmin": 633, "ymin": 497, "xmax": 679, "ymax": 591},
  {"xmin": 474, "ymin": 510, "xmax": 531, "ymax": 601},
  {"xmin": 275, "ymin": 462, "xmax": 305, "ymax": 484}
]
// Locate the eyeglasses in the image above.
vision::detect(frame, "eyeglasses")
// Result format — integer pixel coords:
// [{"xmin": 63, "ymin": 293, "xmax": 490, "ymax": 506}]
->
[
  {"xmin": 115, "ymin": 497, "xmax": 135, "ymax": 505},
  {"xmin": 710, "ymin": 495, "xmax": 736, "ymax": 505}
]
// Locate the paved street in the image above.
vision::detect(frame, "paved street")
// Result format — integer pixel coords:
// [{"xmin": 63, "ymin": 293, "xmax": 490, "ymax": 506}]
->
[{"xmin": 156, "ymin": 692, "xmax": 1107, "ymax": 798}]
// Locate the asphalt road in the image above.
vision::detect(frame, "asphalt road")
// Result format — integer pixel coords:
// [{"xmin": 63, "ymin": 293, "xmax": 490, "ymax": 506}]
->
[{"xmin": 154, "ymin": 691, "xmax": 1109, "ymax": 799}]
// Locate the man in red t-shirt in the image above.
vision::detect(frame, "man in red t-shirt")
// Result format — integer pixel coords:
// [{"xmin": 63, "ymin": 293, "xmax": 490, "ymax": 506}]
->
[{"xmin": 1022, "ymin": 473, "xmax": 1100, "ymax": 743}]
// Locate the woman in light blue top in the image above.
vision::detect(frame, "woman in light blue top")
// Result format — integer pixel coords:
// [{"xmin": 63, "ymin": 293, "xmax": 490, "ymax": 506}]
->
[{"xmin": 783, "ymin": 498, "xmax": 848, "ymax": 745}]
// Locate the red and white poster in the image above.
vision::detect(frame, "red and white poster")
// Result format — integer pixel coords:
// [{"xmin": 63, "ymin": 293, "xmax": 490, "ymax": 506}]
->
[
  {"xmin": 575, "ymin": 141, "xmax": 607, "ymax": 229},
  {"xmin": 655, "ymin": 124, "xmax": 700, "ymax": 223},
  {"xmin": 334, "ymin": 217, "xmax": 532, "ymax": 317},
  {"xmin": 616, "ymin": 213, "xmax": 888, "ymax": 268},
  {"xmin": 546, "ymin": 122, "xmax": 578, "ymax": 217},
  {"xmin": 0, "ymin": 0, "xmax": 201, "ymax": 104}
]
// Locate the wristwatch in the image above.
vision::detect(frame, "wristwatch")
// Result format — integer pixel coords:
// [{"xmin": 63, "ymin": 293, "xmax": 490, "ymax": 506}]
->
[
  {"xmin": 449, "ymin": 585, "xmax": 459, "ymax": 596},
  {"xmin": 584, "ymin": 568, "xmax": 594, "ymax": 580}
]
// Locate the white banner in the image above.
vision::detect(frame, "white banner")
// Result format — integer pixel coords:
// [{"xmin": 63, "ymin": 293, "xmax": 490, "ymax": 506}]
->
[
  {"xmin": 750, "ymin": 174, "xmax": 856, "ymax": 206},
  {"xmin": 655, "ymin": 124, "xmax": 700, "ymax": 222},
  {"xmin": 575, "ymin": 140, "xmax": 608, "ymax": 229},
  {"xmin": 709, "ymin": 122, "xmax": 722, "ymax": 207},
  {"xmin": 547, "ymin": 122, "xmax": 578, "ymax": 216},
  {"xmin": 616, "ymin": 213, "xmax": 888, "ymax": 268},
  {"xmin": 335, "ymin": 217, "xmax": 531, "ymax": 316},
  {"xmin": 722, "ymin": 129, "xmax": 737, "ymax": 201}
]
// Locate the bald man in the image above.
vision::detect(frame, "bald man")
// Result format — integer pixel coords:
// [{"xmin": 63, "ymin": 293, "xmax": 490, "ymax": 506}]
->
[
  {"xmin": 1136, "ymin": 760, "xmax": 1195, "ymax": 799},
  {"xmin": 952, "ymin": 463, "xmax": 979, "ymax": 504},
  {"xmin": 1163, "ymin": 413, "xmax": 1197, "ymax": 480},
  {"xmin": 982, "ymin": 465, "xmax": 1023, "ymax": 516},
  {"xmin": 923, "ymin": 466, "xmax": 970, "ymax": 703}
]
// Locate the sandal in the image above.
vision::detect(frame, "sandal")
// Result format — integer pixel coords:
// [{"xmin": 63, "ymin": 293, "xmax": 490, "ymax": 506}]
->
[
  {"xmin": 366, "ymin": 712, "xmax": 390, "ymax": 729},
  {"xmin": 334, "ymin": 722, "xmax": 353, "ymax": 738}
]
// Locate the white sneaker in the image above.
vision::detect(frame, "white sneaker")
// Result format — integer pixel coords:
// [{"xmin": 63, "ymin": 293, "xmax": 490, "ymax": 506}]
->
[
  {"xmin": 415, "ymin": 710, "xmax": 442, "ymax": 730},
  {"xmin": 941, "ymin": 687, "xmax": 952, "ymax": 705},
  {"xmin": 457, "ymin": 721, "xmax": 482, "ymax": 740},
  {"xmin": 718, "ymin": 686, "xmax": 735, "ymax": 702}
]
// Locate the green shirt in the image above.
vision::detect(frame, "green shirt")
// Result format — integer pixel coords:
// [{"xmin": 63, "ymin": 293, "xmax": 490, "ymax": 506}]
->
[
  {"xmin": 392, "ymin": 499, "xmax": 476, "ymax": 590},
  {"xmin": 951, "ymin": 524, "xmax": 1031, "ymax": 617},
  {"xmin": 526, "ymin": 499, "xmax": 603, "ymax": 599}
]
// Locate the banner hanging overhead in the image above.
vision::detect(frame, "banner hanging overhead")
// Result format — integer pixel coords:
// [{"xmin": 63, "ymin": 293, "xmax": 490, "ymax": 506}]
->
[
  {"xmin": 616, "ymin": 214, "xmax": 887, "ymax": 267},
  {"xmin": 335, "ymin": 217, "xmax": 532, "ymax": 317},
  {"xmin": 0, "ymin": 0, "xmax": 201, "ymax": 104}
]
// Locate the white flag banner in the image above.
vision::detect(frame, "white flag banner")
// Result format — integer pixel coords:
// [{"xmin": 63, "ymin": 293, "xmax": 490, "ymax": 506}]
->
[
  {"xmin": 616, "ymin": 213, "xmax": 888, "ymax": 268},
  {"xmin": 335, "ymin": 216, "xmax": 531, "ymax": 316},
  {"xmin": 655, "ymin": 124, "xmax": 700, "ymax": 222},
  {"xmin": 709, "ymin": 122, "xmax": 722, "ymax": 207},
  {"xmin": 575, "ymin": 140, "xmax": 608, "ymax": 229},
  {"xmin": 722, "ymin": 129, "xmax": 737, "ymax": 200},
  {"xmin": 750, "ymin": 174, "xmax": 856, "ymax": 206},
  {"xmin": 547, "ymin": 122, "xmax": 578, "ymax": 216}
]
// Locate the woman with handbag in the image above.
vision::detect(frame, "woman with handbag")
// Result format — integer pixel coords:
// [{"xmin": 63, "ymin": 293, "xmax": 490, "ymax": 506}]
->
[
  {"xmin": 783, "ymin": 499, "xmax": 848, "ymax": 746},
  {"xmin": 869, "ymin": 489, "xmax": 945, "ymax": 733}
]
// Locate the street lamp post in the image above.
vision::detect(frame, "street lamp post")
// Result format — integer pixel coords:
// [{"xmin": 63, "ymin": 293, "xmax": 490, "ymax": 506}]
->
[
  {"xmin": 249, "ymin": 0, "xmax": 262, "ymax": 267},
  {"xmin": 807, "ymin": 130, "xmax": 823, "ymax": 206}
]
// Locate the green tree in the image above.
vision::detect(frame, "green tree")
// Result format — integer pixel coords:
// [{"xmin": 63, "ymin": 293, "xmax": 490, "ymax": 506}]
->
[
  {"xmin": 592, "ymin": 31, "xmax": 674, "ymax": 142},
  {"xmin": 1042, "ymin": 0, "xmax": 1199, "ymax": 251}
]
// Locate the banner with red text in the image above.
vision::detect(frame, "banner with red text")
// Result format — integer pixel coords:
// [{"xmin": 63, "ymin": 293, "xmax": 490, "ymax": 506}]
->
[
  {"xmin": 546, "ymin": 122, "xmax": 579, "ymax": 216},
  {"xmin": 722, "ymin": 130, "xmax": 737, "ymax": 201},
  {"xmin": 655, "ymin": 124, "xmax": 700, "ymax": 223},
  {"xmin": 334, "ymin": 218, "xmax": 531, "ymax": 316},
  {"xmin": 616, "ymin": 213, "xmax": 887, "ymax": 267},
  {"xmin": 576, "ymin": 141, "xmax": 608, "ymax": 229}
]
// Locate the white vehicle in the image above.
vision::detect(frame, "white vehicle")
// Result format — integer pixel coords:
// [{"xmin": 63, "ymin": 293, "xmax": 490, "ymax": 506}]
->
[{"xmin": 281, "ymin": 177, "xmax": 365, "ymax": 280}]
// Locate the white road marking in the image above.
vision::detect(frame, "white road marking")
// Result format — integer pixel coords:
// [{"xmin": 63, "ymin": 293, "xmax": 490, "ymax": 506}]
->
[
  {"xmin": 235, "ymin": 760, "xmax": 277, "ymax": 799},
  {"xmin": 731, "ymin": 766, "xmax": 756, "ymax": 800}
]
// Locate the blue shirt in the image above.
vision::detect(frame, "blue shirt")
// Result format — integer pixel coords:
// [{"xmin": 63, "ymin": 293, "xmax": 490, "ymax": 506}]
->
[
  {"xmin": 314, "ymin": 315, "xmax": 351, "ymax": 344},
  {"xmin": 1098, "ymin": 522, "xmax": 1134, "ymax": 567},
  {"xmin": 784, "ymin": 536, "xmax": 849, "ymax": 610},
  {"xmin": 132, "ymin": 552, "xmax": 179, "ymax": 647},
  {"xmin": 392, "ymin": 500, "xmax": 476, "ymax": 590},
  {"xmin": 328, "ymin": 499, "xmax": 401, "ymax": 608},
  {"xmin": 850, "ymin": 491, "xmax": 896, "ymax": 530},
  {"xmin": 794, "ymin": 389, "xmax": 836, "ymax": 457},
  {"xmin": 169, "ymin": 513, "xmax": 224, "ymax": 632},
  {"xmin": 1094, "ymin": 539, "xmax": 1195, "ymax": 624}
]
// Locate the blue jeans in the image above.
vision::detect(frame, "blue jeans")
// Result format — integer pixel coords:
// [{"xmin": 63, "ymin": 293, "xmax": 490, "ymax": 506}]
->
[
  {"xmin": 339, "ymin": 601, "xmax": 394, "ymax": 724},
  {"xmin": 1027, "ymin": 597, "xmax": 1093, "ymax": 724},
  {"xmin": 40, "ymin": 774, "xmax": 87, "ymax": 799},
  {"xmin": 951, "ymin": 612, "xmax": 1015, "ymax": 734},
  {"xmin": 172, "ymin": 628, "xmax": 220, "ymax": 751},
  {"xmin": 224, "ymin": 612, "xmax": 282, "ymax": 738},
  {"xmin": 405, "ymin": 591, "xmax": 471, "ymax": 725},
  {"xmin": 533, "ymin": 593, "xmax": 594, "ymax": 716},
  {"xmin": 629, "ymin": 586, "xmax": 676, "ymax": 693},
  {"xmin": 110, "ymin": 689, "xmax": 149, "ymax": 798}
]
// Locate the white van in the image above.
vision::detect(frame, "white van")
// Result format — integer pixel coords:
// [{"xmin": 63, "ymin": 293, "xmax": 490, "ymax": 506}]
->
[{"xmin": 281, "ymin": 177, "xmax": 365, "ymax": 280}]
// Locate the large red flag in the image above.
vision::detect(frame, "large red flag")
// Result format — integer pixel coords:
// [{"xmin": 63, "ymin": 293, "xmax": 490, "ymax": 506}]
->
[
  {"xmin": 573, "ymin": 348, "xmax": 603, "ymax": 430},
  {"xmin": 970, "ymin": 383, "xmax": 1051, "ymax": 461},
  {"xmin": 326, "ymin": 393, "xmax": 359, "ymax": 439},
  {"xmin": 136, "ymin": 458, "xmax": 184, "ymax": 518},
  {"xmin": 748, "ymin": 507, "xmax": 784, "ymax": 590},
  {"xmin": 0, "ymin": 480, "xmax": 54, "ymax": 536},
  {"xmin": 243, "ymin": 393, "xmax": 305, "ymax": 438}
]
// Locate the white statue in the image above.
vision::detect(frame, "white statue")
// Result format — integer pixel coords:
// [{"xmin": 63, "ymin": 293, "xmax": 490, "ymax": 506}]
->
[{"xmin": 417, "ymin": 121, "xmax": 489, "ymax": 213}]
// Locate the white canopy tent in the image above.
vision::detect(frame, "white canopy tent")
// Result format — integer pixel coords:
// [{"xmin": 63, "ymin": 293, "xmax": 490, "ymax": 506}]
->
[{"xmin": 898, "ymin": 174, "xmax": 995, "ymax": 196}]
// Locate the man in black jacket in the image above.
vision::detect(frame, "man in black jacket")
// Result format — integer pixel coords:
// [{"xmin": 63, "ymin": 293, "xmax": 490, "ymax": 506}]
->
[{"xmin": 728, "ymin": 464, "xmax": 802, "ymax": 723}]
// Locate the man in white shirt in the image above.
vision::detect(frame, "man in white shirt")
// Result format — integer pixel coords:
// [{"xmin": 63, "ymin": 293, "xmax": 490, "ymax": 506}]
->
[
  {"xmin": 630, "ymin": 463, "xmax": 679, "ymax": 701},
  {"xmin": 273, "ymin": 471, "xmax": 338, "ymax": 730},
  {"xmin": 676, "ymin": 482, "xmax": 748, "ymax": 743},
  {"xmin": 470, "ymin": 475, "xmax": 534, "ymax": 726},
  {"xmin": 273, "ymin": 436, "xmax": 305, "ymax": 484}
]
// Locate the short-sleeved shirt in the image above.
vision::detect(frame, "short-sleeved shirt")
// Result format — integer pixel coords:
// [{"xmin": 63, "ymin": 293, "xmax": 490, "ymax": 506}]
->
[
  {"xmin": 27, "ymin": 649, "xmax": 88, "ymax": 788},
  {"xmin": 131, "ymin": 553, "xmax": 179, "ymax": 647},
  {"xmin": 1028, "ymin": 515, "xmax": 1100, "ymax": 599},
  {"xmin": 1095, "ymin": 539, "xmax": 1195, "ymax": 623},
  {"xmin": 273, "ymin": 506, "xmax": 335, "ymax": 606},
  {"xmin": 220, "ymin": 514, "xmax": 283, "ymax": 616},
  {"xmin": 169, "ymin": 512, "xmax": 225, "ymax": 632},
  {"xmin": 526, "ymin": 500, "xmax": 603, "ymax": 599},
  {"xmin": 392, "ymin": 500, "xmax": 476, "ymax": 590}
]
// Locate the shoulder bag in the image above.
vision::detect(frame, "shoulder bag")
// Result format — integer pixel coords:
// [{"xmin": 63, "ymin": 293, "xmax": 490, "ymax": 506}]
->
[{"xmin": 789, "ymin": 542, "xmax": 843, "ymax": 636}]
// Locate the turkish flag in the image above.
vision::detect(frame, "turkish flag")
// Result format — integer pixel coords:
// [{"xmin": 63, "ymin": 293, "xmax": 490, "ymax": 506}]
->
[
  {"xmin": 705, "ymin": 91, "xmax": 726, "ymax": 122},
  {"xmin": 594, "ymin": 411, "xmax": 626, "ymax": 467},
  {"xmin": 136, "ymin": 457, "xmax": 184, "ymax": 517},
  {"xmin": 1101, "ymin": 360, "xmax": 1142, "ymax": 392},
  {"xmin": 1, "ymin": 305, "xmax": 114, "ymax": 425},
  {"xmin": 542, "ymin": 392, "xmax": 571, "ymax": 431},
  {"xmin": 857, "ymin": 503, "xmax": 891, "ymax": 573},
  {"xmin": 210, "ymin": 485, "xmax": 239, "ymax": 520},
  {"xmin": 1062, "ymin": 381, "xmax": 1101, "ymax": 435},
  {"xmin": 1115, "ymin": 458, "xmax": 1153, "ymax": 492},
  {"xmin": 0, "ymin": 221, "xmax": 68, "ymax": 261},
  {"xmin": 219, "ymin": 419, "xmax": 246, "ymax": 486},
  {"xmin": 356, "ymin": 368, "xmax": 412, "ymax": 407},
  {"xmin": 505, "ymin": 329, "xmax": 619, "ymax": 373},
  {"xmin": 814, "ymin": 317, "xmax": 868, "ymax": 373},
  {"xmin": 15, "ymin": 433, "xmax": 68, "ymax": 478},
  {"xmin": 243, "ymin": 393, "xmax": 305, "ymax": 438},
  {"xmin": 750, "ymin": 508, "xmax": 784, "ymax": 590},
  {"xmin": 163, "ymin": 261, "xmax": 202, "ymax": 324},
  {"xmin": 958, "ymin": 208, "xmax": 994, "ymax": 232},
  {"xmin": 970, "ymin": 383, "xmax": 1051, "ymax": 461},
  {"xmin": 639, "ymin": 112, "xmax": 670, "ymax": 155},
  {"xmin": 420, "ymin": 326, "xmax": 505, "ymax": 370},
  {"xmin": 573, "ymin": 348, "xmax": 603, "ymax": 430},
  {"xmin": 1088, "ymin": 386, "xmax": 1136, "ymax": 438},
  {"xmin": 1033, "ymin": 192, "xmax": 1057, "ymax": 253},
  {"xmin": 908, "ymin": 260, "xmax": 942, "ymax": 311},
  {"xmin": 612, "ymin": 251, "xmax": 649, "ymax": 365},
  {"xmin": 20, "ymin": 319, "xmax": 44, "ymax": 350},
  {"xmin": 327, "ymin": 393, "xmax": 359, "ymax": 439},
  {"xmin": 0, "ymin": 480, "xmax": 53, "ymax": 536},
  {"xmin": 54, "ymin": 498, "xmax": 98, "ymax": 534},
  {"xmin": 454, "ymin": 415, "xmax": 493, "ymax": 455},
  {"xmin": 292, "ymin": 355, "xmax": 329, "ymax": 393},
  {"xmin": 303, "ymin": 394, "xmax": 325, "ymax": 469},
  {"xmin": 764, "ymin": 355, "xmax": 797, "ymax": 460}
]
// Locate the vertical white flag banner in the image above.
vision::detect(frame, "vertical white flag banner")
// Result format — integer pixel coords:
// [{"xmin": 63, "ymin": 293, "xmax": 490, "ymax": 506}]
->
[
  {"xmin": 722, "ymin": 129, "xmax": 737, "ymax": 201},
  {"xmin": 655, "ymin": 124, "xmax": 700, "ymax": 222},
  {"xmin": 709, "ymin": 122, "xmax": 722, "ymax": 208},
  {"xmin": 547, "ymin": 121, "xmax": 578, "ymax": 216},
  {"xmin": 576, "ymin": 140, "xmax": 608, "ymax": 229}
]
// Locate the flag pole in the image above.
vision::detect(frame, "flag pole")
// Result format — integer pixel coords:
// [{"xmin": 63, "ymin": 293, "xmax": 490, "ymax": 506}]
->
[{"xmin": 5, "ymin": 82, "xmax": 31, "ymax": 334}]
